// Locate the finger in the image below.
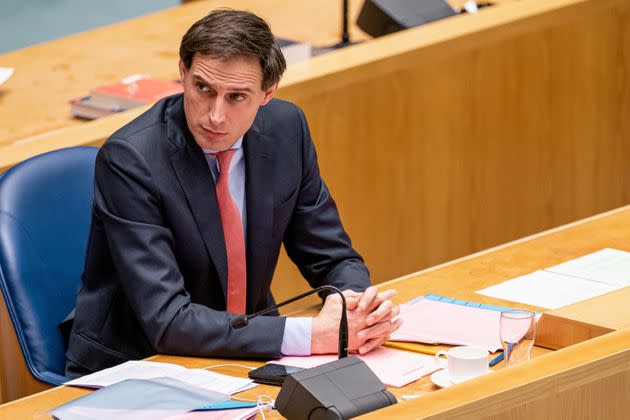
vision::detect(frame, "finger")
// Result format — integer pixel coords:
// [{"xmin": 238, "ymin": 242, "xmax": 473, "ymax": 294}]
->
[
  {"xmin": 358, "ymin": 286, "xmax": 378, "ymax": 311},
  {"xmin": 365, "ymin": 300, "xmax": 393, "ymax": 326},
  {"xmin": 358, "ymin": 335, "xmax": 389, "ymax": 355},
  {"xmin": 346, "ymin": 299, "xmax": 360, "ymax": 311},
  {"xmin": 367, "ymin": 303, "xmax": 400, "ymax": 324},
  {"xmin": 366, "ymin": 289, "xmax": 397, "ymax": 312},
  {"xmin": 361, "ymin": 317, "xmax": 403, "ymax": 343},
  {"xmin": 342, "ymin": 290, "xmax": 362, "ymax": 310},
  {"xmin": 342, "ymin": 289, "xmax": 361, "ymax": 298},
  {"xmin": 390, "ymin": 317, "xmax": 403, "ymax": 334},
  {"xmin": 357, "ymin": 319, "xmax": 392, "ymax": 342}
]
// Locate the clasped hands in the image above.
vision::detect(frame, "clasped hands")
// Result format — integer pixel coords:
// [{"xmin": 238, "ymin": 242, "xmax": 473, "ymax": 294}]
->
[{"xmin": 311, "ymin": 286, "xmax": 402, "ymax": 355}]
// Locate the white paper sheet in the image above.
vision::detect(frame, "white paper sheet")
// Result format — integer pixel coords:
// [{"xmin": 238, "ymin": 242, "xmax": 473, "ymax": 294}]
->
[
  {"xmin": 546, "ymin": 248, "xmax": 630, "ymax": 288},
  {"xmin": 0, "ymin": 67, "xmax": 13, "ymax": 85},
  {"xmin": 65, "ymin": 361, "xmax": 256, "ymax": 395},
  {"xmin": 476, "ymin": 270, "xmax": 619, "ymax": 309}
]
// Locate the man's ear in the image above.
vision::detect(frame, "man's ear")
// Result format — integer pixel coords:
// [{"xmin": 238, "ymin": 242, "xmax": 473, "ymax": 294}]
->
[
  {"xmin": 260, "ymin": 82, "xmax": 279, "ymax": 106},
  {"xmin": 178, "ymin": 59, "xmax": 187, "ymax": 84}
]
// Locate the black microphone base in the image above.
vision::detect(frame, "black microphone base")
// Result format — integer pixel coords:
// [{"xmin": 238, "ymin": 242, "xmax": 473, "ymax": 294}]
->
[
  {"xmin": 328, "ymin": 39, "xmax": 361, "ymax": 49},
  {"xmin": 275, "ymin": 356, "xmax": 396, "ymax": 419}
]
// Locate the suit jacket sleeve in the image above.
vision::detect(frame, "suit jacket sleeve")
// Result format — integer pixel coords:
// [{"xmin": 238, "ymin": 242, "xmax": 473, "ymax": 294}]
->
[
  {"xmin": 94, "ymin": 139, "xmax": 286, "ymax": 358},
  {"xmin": 282, "ymin": 107, "xmax": 371, "ymax": 294}
]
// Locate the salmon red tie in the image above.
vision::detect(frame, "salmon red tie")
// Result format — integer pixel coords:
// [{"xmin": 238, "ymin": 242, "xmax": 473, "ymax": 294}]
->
[{"xmin": 212, "ymin": 149, "xmax": 247, "ymax": 314}]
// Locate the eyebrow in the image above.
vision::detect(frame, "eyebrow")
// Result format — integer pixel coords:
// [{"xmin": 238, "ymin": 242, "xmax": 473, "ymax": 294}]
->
[{"xmin": 191, "ymin": 74, "xmax": 254, "ymax": 93}]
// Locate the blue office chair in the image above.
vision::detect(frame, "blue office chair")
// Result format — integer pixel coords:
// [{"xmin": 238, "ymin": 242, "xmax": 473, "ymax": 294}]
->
[{"xmin": 0, "ymin": 146, "xmax": 98, "ymax": 386}]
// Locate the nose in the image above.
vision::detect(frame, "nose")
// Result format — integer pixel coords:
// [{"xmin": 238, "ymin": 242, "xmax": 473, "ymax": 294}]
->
[{"xmin": 209, "ymin": 97, "xmax": 226, "ymax": 126}]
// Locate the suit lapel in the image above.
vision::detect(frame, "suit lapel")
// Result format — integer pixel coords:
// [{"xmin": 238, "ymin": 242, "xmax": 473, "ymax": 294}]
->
[
  {"xmin": 167, "ymin": 99, "xmax": 228, "ymax": 298},
  {"xmin": 244, "ymin": 128, "xmax": 274, "ymax": 312}
]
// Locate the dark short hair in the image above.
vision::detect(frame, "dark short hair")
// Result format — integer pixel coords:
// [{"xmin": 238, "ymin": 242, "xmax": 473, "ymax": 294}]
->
[{"xmin": 179, "ymin": 9, "xmax": 286, "ymax": 89}]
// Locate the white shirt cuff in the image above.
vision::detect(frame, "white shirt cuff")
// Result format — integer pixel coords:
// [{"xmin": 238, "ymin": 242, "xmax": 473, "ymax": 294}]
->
[{"xmin": 280, "ymin": 317, "xmax": 312, "ymax": 356}]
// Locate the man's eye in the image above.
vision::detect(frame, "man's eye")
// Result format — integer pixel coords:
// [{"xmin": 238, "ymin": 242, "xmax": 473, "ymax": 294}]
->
[
  {"xmin": 196, "ymin": 83, "xmax": 209, "ymax": 92},
  {"xmin": 229, "ymin": 93, "xmax": 245, "ymax": 102}
]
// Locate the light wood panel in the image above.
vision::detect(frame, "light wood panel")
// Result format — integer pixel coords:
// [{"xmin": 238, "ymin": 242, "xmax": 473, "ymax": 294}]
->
[
  {"xmin": 551, "ymin": 287, "xmax": 630, "ymax": 330},
  {"xmin": 0, "ymin": 297, "xmax": 49, "ymax": 403},
  {"xmin": 364, "ymin": 328, "xmax": 630, "ymax": 419}
]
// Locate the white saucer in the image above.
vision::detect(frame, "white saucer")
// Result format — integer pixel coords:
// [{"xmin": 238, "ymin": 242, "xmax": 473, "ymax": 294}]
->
[{"xmin": 430, "ymin": 369, "xmax": 493, "ymax": 388}]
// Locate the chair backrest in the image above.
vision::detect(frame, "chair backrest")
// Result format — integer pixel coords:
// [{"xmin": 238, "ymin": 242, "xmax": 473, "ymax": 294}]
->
[{"xmin": 0, "ymin": 146, "xmax": 98, "ymax": 385}]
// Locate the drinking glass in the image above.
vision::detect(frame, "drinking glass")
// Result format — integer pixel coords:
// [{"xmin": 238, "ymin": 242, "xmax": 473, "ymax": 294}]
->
[{"xmin": 500, "ymin": 310, "xmax": 536, "ymax": 366}]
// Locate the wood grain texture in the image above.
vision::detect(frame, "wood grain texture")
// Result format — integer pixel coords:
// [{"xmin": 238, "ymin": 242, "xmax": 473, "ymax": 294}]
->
[
  {"xmin": 362, "ymin": 328, "xmax": 630, "ymax": 419},
  {"xmin": 551, "ymin": 287, "xmax": 630, "ymax": 330},
  {"xmin": 536, "ymin": 313, "xmax": 614, "ymax": 350},
  {"xmin": 0, "ymin": 295, "xmax": 50, "ymax": 402}
]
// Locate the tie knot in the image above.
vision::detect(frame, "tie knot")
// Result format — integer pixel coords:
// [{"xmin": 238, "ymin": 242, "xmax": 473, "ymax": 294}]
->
[{"xmin": 208, "ymin": 149, "xmax": 236, "ymax": 173}]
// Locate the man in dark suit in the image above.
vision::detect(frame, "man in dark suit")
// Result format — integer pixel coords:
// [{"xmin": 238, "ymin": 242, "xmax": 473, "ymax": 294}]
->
[{"xmin": 66, "ymin": 9, "xmax": 400, "ymax": 377}]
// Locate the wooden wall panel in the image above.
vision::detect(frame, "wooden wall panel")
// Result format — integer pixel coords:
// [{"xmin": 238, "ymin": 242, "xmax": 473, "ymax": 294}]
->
[{"xmin": 272, "ymin": 0, "xmax": 630, "ymax": 303}]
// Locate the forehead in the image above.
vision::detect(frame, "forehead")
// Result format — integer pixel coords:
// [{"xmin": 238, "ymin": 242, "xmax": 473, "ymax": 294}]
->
[{"xmin": 189, "ymin": 53, "xmax": 263, "ymax": 89}]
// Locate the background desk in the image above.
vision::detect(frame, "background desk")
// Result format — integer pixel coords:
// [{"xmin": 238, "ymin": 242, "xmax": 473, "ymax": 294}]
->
[
  {"xmin": 1, "ymin": 0, "xmax": 630, "ymax": 403},
  {"xmin": 1, "ymin": 205, "xmax": 629, "ymax": 418}
]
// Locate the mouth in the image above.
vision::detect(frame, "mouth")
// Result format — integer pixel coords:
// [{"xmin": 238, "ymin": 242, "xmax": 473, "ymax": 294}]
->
[{"xmin": 201, "ymin": 126, "xmax": 228, "ymax": 136}]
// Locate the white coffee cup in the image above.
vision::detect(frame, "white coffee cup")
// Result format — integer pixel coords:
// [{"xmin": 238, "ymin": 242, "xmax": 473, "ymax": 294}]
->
[{"xmin": 434, "ymin": 346, "xmax": 489, "ymax": 382}]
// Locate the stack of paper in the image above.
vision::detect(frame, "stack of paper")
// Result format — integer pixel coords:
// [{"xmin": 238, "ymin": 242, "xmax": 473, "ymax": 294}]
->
[
  {"xmin": 65, "ymin": 361, "xmax": 257, "ymax": 395},
  {"xmin": 272, "ymin": 346, "xmax": 439, "ymax": 388},
  {"xmin": 51, "ymin": 377, "xmax": 229, "ymax": 420},
  {"xmin": 477, "ymin": 248, "xmax": 630, "ymax": 309},
  {"xmin": 389, "ymin": 298, "xmax": 504, "ymax": 352}
]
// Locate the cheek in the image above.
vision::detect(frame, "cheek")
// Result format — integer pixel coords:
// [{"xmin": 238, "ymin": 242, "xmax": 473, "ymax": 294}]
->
[
  {"xmin": 233, "ymin": 103, "xmax": 259, "ymax": 126},
  {"xmin": 185, "ymin": 94, "xmax": 206, "ymax": 117}
]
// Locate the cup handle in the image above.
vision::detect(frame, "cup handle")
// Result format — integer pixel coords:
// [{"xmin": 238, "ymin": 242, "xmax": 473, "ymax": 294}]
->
[{"xmin": 434, "ymin": 350, "xmax": 448, "ymax": 369}]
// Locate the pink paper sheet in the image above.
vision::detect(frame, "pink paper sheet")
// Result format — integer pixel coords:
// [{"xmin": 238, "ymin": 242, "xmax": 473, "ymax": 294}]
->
[
  {"xmin": 390, "ymin": 298, "xmax": 503, "ymax": 352},
  {"xmin": 168, "ymin": 407, "xmax": 258, "ymax": 420},
  {"xmin": 272, "ymin": 347, "xmax": 438, "ymax": 388}
]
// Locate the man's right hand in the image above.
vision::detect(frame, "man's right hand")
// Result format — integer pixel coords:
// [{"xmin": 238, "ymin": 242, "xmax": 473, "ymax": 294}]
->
[{"xmin": 310, "ymin": 290, "xmax": 402, "ymax": 355}]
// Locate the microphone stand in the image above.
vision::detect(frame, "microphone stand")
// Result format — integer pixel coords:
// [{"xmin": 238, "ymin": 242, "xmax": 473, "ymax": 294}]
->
[
  {"xmin": 329, "ymin": 0, "xmax": 359, "ymax": 49},
  {"xmin": 231, "ymin": 285, "xmax": 348, "ymax": 358},
  {"xmin": 232, "ymin": 284, "xmax": 396, "ymax": 418}
]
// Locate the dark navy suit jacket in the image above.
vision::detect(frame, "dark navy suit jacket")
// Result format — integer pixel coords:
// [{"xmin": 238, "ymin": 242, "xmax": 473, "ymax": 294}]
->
[{"xmin": 65, "ymin": 94, "xmax": 369, "ymax": 375}]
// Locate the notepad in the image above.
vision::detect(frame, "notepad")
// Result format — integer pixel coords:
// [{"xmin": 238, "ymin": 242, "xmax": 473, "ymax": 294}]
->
[
  {"xmin": 272, "ymin": 347, "xmax": 438, "ymax": 388},
  {"xmin": 390, "ymin": 298, "xmax": 504, "ymax": 352}
]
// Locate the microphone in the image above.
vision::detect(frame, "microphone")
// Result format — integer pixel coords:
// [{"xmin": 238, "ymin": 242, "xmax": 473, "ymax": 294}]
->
[
  {"xmin": 238, "ymin": 285, "xmax": 397, "ymax": 417},
  {"xmin": 231, "ymin": 285, "xmax": 349, "ymax": 358}
]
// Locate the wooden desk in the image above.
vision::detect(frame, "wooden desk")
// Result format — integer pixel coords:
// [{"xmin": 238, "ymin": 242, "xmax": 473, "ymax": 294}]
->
[
  {"xmin": 2, "ymin": 0, "xmax": 630, "ymax": 405},
  {"xmin": 1, "ymin": 205, "xmax": 629, "ymax": 419}
]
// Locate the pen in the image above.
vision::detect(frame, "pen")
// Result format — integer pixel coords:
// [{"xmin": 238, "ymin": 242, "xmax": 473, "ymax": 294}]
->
[
  {"xmin": 384, "ymin": 341, "xmax": 440, "ymax": 356},
  {"xmin": 489, "ymin": 352, "xmax": 504, "ymax": 367}
]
